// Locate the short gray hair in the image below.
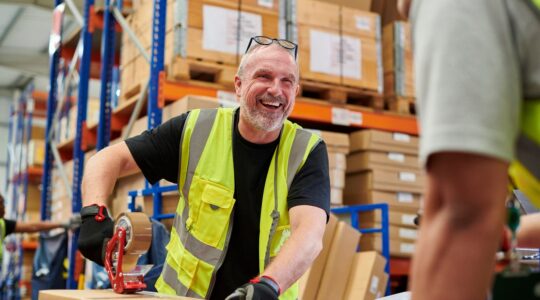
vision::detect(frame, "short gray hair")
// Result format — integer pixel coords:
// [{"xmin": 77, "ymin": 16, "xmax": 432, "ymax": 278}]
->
[{"xmin": 236, "ymin": 43, "xmax": 299, "ymax": 80}]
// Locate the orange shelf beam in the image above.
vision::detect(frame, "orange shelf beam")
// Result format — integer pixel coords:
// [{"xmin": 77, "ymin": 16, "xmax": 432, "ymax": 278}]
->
[
  {"xmin": 161, "ymin": 83, "xmax": 418, "ymax": 134},
  {"xmin": 22, "ymin": 241, "xmax": 38, "ymax": 251}
]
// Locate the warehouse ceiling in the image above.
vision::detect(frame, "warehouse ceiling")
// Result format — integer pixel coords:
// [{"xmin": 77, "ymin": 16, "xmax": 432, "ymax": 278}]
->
[{"xmin": 0, "ymin": 0, "xmax": 81, "ymax": 91}]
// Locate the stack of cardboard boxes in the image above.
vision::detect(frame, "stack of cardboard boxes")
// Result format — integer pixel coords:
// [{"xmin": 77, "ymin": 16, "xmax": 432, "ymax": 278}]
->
[
  {"xmin": 119, "ymin": 0, "xmax": 279, "ymax": 105},
  {"xmin": 312, "ymin": 130, "xmax": 349, "ymax": 206},
  {"xmin": 383, "ymin": 21, "xmax": 414, "ymax": 114},
  {"xmin": 299, "ymin": 215, "xmax": 389, "ymax": 300},
  {"xmin": 293, "ymin": 0, "xmax": 382, "ymax": 92},
  {"xmin": 344, "ymin": 129, "xmax": 422, "ymax": 258}
]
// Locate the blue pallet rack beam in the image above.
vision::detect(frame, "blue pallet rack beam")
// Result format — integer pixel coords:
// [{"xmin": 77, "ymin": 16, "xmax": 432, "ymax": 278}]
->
[{"xmin": 68, "ymin": 0, "xmax": 95, "ymax": 289}]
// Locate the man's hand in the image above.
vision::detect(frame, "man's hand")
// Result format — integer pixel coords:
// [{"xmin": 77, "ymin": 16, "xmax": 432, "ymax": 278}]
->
[
  {"xmin": 225, "ymin": 276, "xmax": 280, "ymax": 300},
  {"xmin": 77, "ymin": 204, "xmax": 114, "ymax": 266}
]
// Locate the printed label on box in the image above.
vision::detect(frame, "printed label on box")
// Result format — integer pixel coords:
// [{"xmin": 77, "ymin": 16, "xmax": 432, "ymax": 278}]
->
[
  {"xmin": 310, "ymin": 30, "xmax": 341, "ymax": 76},
  {"xmin": 399, "ymin": 172, "xmax": 416, "ymax": 182},
  {"xmin": 331, "ymin": 107, "xmax": 351, "ymax": 126},
  {"xmin": 369, "ymin": 275, "xmax": 380, "ymax": 294},
  {"xmin": 203, "ymin": 5, "xmax": 262, "ymax": 55},
  {"xmin": 342, "ymin": 35, "xmax": 362, "ymax": 79},
  {"xmin": 393, "ymin": 132, "xmax": 411, "ymax": 142},
  {"xmin": 258, "ymin": 0, "xmax": 274, "ymax": 8},
  {"xmin": 388, "ymin": 152, "xmax": 405, "ymax": 163},
  {"xmin": 355, "ymin": 16, "xmax": 371, "ymax": 31},
  {"xmin": 402, "ymin": 214, "xmax": 416, "ymax": 226},
  {"xmin": 400, "ymin": 242, "xmax": 415, "ymax": 254},
  {"xmin": 397, "ymin": 192, "xmax": 413, "ymax": 203},
  {"xmin": 399, "ymin": 228, "xmax": 418, "ymax": 240}
]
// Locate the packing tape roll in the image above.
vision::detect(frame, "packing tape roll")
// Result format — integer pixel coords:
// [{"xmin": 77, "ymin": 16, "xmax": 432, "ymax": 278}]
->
[{"xmin": 115, "ymin": 212, "xmax": 152, "ymax": 272}]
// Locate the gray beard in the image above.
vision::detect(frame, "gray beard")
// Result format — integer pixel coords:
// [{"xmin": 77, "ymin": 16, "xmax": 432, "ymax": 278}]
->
[{"xmin": 240, "ymin": 102, "xmax": 285, "ymax": 132}]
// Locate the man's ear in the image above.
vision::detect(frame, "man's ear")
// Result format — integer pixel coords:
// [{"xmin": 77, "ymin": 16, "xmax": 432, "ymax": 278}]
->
[
  {"xmin": 234, "ymin": 75, "xmax": 242, "ymax": 98},
  {"xmin": 295, "ymin": 83, "xmax": 300, "ymax": 97}
]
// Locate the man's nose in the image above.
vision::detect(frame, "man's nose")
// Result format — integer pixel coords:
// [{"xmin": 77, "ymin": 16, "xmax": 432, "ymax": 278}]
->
[{"xmin": 267, "ymin": 78, "xmax": 282, "ymax": 97}]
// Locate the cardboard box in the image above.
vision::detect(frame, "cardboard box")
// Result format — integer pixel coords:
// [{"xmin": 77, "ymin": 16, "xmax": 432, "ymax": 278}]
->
[
  {"xmin": 28, "ymin": 139, "xmax": 45, "ymax": 167},
  {"xmin": 163, "ymin": 95, "xmax": 221, "ymax": 120},
  {"xmin": 330, "ymin": 168, "xmax": 345, "ymax": 189},
  {"xmin": 360, "ymin": 210, "xmax": 418, "ymax": 228},
  {"xmin": 317, "ymin": 221, "xmax": 362, "ymax": 300},
  {"xmin": 341, "ymin": 7, "xmax": 380, "ymax": 39},
  {"xmin": 388, "ymin": 224, "xmax": 418, "ymax": 241},
  {"xmin": 349, "ymin": 129, "xmax": 419, "ymax": 154},
  {"xmin": 344, "ymin": 251, "xmax": 388, "ymax": 300},
  {"xmin": 383, "ymin": 21, "xmax": 414, "ymax": 98},
  {"xmin": 347, "ymin": 150, "xmax": 419, "ymax": 173},
  {"xmin": 295, "ymin": 0, "xmax": 340, "ymax": 30},
  {"xmin": 39, "ymin": 289, "xmax": 195, "ymax": 299},
  {"xmin": 345, "ymin": 168, "xmax": 426, "ymax": 194},
  {"xmin": 313, "ymin": 130, "xmax": 350, "ymax": 149},
  {"xmin": 299, "ymin": 214, "xmax": 339, "ymax": 300},
  {"xmin": 297, "ymin": 25, "xmax": 380, "ymax": 91},
  {"xmin": 317, "ymin": 0, "xmax": 374, "ymax": 11},
  {"xmin": 331, "ymin": 187, "xmax": 343, "ymax": 205},
  {"xmin": 343, "ymin": 190, "xmax": 421, "ymax": 212},
  {"xmin": 328, "ymin": 152, "xmax": 347, "ymax": 170},
  {"xmin": 360, "ymin": 235, "xmax": 416, "ymax": 258}
]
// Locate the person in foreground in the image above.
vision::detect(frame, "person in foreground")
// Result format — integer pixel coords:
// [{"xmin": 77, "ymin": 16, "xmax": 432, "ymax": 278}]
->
[
  {"xmin": 77, "ymin": 36, "xmax": 330, "ymax": 300},
  {"xmin": 398, "ymin": 0, "xmax": 540, "ymax": 299}
]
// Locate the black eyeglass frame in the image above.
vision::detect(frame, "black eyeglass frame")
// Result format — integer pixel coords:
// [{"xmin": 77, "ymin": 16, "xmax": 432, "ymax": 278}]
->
[{"xmin": 245, "ymin": 36, "xmax": 298, "ymax": 59}]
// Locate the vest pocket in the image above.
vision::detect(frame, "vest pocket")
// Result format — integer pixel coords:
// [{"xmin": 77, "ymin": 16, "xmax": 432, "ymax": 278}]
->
[{"xmin": 190, "ymin": 177, "xmax": 235, "ymax": 248}]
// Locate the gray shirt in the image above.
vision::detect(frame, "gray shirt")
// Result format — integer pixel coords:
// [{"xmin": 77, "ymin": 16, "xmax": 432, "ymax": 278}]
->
[{"xmin": 411, "ymin": 0, "xmax": 540, "ymax": 165}]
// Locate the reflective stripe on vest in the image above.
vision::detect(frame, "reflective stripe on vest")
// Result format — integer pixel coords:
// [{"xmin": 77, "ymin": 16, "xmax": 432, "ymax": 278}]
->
[{"xmin": 156, "ymin": 108, "xmax": 321, "ymax": 299}]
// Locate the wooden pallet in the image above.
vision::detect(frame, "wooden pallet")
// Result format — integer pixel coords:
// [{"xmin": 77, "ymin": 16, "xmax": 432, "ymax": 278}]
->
[
  {"xmin": 168, "ymin": 57, "xmax": 236, "ymax": 88},
  {"xmin": 386, "ymin": 96, "xmax": 416, "ymax": 115},
  {"xmin": 300, "ymin": 80, "xmax": 384, "ymax": 110}
]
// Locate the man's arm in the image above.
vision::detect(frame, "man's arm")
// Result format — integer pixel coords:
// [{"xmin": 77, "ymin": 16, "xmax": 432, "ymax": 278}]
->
[
  {"xmin": 261, "ymin": 205, "xmax": 326, "ymax": 292},
  {"xmin": 410, "ymin": 152, "xmax": 508, "ymax": 300},
  {"xmin": 82, "ymin": 141, "xmax": 140, "ymax": 206},
  {"xmin": 14, "ymin": 221, "xmax": 62, "ymax": 233}
]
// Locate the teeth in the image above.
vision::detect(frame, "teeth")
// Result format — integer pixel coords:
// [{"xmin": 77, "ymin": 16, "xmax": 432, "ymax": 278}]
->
[{"xmin": 261, "ymin": 101, "xmax": 281, "ymax": 107}]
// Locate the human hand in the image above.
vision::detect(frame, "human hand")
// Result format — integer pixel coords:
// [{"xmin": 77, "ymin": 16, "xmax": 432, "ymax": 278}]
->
[
  {"xmin": 77, "ymin": 204, "xmax": 114, "ymax": 266},
  {"xmin": 225, "ymin": 276, "xmax": 280, "ymax": 300}
]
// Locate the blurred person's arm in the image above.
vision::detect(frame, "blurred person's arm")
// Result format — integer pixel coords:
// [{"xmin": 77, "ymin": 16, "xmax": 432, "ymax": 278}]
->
[
  {"xmin": 409, "ymin": 0, "xmax": 520, "ymax": 299},
  {"xmin": 517, "ymin": 214, "xmax": 540, "ymax": 248}
]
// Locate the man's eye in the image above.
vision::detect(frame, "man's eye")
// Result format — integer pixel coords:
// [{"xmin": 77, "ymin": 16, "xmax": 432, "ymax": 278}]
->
[{"xmin": 258, "ymin": 74, "xmax": 271, "ymax": 79}]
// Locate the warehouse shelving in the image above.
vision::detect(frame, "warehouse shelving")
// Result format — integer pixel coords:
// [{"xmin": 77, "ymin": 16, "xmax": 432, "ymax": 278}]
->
[
  {"xmin": 3, "ymin": 82, "xmax": 44, "ymax": 299},
  {"xmin": 41, "ymin": 0, "xmax": 419, "ymax": 293}
]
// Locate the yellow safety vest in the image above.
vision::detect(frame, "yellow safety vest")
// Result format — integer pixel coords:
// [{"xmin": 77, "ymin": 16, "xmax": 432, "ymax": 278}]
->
[
  {"xmin": 155, "ymin": 108, "xmax": 321, "ymax": 299},
  {"xmin": 508, "ymin": 0, "xmax": 540, "ymax": 207}
]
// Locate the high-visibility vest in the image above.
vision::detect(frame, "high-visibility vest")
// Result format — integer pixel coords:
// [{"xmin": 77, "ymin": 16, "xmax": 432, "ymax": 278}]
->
[
  {"xmin": 155, "ymin": 108, "xmax": 322, "ymax": 299},
  {"xmin": 508, "ymin": 0, "xmax": 540, "ymax": 207}
]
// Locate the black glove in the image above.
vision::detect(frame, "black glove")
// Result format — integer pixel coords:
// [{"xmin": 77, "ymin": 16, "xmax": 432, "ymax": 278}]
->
[
  {"xmin": 77, "ymin": 204, "xmax": 114, "ymax": 266},
  {"xmin": 225, "ymin": 276, "xmax": 280, "ymax": 300}
]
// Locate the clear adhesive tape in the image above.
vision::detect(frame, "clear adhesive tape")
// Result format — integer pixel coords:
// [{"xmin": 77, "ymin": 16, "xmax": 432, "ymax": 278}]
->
[{"xmin": 115, "ymin": 212, "xmax": 152, "ymax": 272}]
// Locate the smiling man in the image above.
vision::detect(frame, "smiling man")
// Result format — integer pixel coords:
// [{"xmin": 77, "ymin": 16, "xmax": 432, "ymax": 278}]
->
[{"xmin": 77, "ymin": 36, "xmax": 330, "ymax": 300}]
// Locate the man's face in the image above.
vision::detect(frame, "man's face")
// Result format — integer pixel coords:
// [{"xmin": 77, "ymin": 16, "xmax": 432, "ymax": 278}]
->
[{"xmin": 235, "ymin": 45, "xmax": 299, "ymax": 132}]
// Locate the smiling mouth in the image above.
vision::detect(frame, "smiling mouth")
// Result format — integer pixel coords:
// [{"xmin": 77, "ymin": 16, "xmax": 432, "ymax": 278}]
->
[{"xmin": 259, "ymin": 99, "xmax": 283, "ymax": 110}]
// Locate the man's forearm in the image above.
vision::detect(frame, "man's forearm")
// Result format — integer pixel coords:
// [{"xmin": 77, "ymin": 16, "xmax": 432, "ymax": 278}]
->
[
  {"xmin": 410, "ymin": 153, "xmax": 508, "ymax": 300},
  {"xmin": 15, "ymin": 221, "xmax": 62, "ymax": 233},
  {"xmin": 261, "ymin": 225, "xmax": 322, "ymax": 292},
  {"xmin": 82, "ymin": 142, "xmax": 138, "ymax": 206}
]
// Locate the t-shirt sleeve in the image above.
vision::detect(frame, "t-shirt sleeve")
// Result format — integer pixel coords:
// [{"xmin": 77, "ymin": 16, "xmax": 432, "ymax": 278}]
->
[
  {"xmin": 124, "ymin": 113, "xmax": 188, "ymax": 184},
  {"xmin": 287, "ymin": 141, "xmax": 331, "ymax": 220},
  {"xmin": 4, "ymin": 219, "xmax": 17, "ymax": 236},
  {"xmin": 411, "ymin": 0, "xmax": 521, "ymax": 166}
]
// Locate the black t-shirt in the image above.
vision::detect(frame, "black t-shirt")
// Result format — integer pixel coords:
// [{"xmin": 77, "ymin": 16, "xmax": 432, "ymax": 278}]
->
[
  {"xmin": 125, "ymin": 110, "xmax": 330, "ymax": 299},
  {"xmin": 3, "ymin": 219, "xmax": 16, "ymax": 237}
]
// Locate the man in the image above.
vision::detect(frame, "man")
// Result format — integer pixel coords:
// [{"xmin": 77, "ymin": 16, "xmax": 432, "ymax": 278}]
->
[
  {"xmin": 77, "ymin": 36, "xmax": 329, "ymax": 300},
  {"xmin": 0, "ymin": 193, "xmax": 79, "ymax": 263},
  {"xmin": 397, "ymin": 0, "xmax": 540, "ymax": 299}
]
